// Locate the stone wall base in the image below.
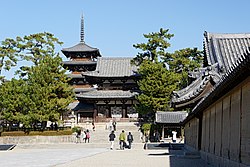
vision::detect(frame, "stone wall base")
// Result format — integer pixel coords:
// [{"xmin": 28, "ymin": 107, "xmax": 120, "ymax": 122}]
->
[
  {"xmin": 200, "ymin": 151, "xmax": 249, "ymax": 167},
  {"xmin": 0, "ymin": 135, "xmax": 75, "ymax": 144}
]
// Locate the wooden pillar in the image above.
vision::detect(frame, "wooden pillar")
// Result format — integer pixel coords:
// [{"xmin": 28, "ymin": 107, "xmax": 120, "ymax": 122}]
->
[
  {"xmin": 122, "ymin": 107, "xmax": 126, "ymax": 118},
  {"xmin": 162, "ymin": 125, "xmax": 165, "ymax": 140},
  {"xmin": 121, "ymin": 99, "xmax": 127, "ymax": 118},
  {"xmin": 104, "ymin": 100, "xmax": 110, "ymax": 118},
  {"xmin": 198, "ymin": 114, "xmax": 203, "ymax": 150}
]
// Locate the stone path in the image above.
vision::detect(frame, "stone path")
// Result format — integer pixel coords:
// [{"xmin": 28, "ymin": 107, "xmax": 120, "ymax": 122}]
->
[{"xmin": 0, "ymin": 143, "xmax": 213, "ymax": 167}]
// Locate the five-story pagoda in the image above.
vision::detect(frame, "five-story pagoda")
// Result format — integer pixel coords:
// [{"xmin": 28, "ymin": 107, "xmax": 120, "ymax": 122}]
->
[{"xmin": 62, "ymin": 15, "xmax": 101, "ymax": 123}]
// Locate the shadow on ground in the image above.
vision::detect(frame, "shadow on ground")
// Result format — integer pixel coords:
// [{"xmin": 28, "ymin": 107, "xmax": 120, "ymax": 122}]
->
[{"xmin": 146, "ymin": 143, "xmax": 213, "ymax": 167}]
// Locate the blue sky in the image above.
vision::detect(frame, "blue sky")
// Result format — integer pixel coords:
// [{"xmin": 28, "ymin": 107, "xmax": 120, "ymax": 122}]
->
[{"xmin": 1, "ymin": 0, "xmax": 250, "ymax": 79}]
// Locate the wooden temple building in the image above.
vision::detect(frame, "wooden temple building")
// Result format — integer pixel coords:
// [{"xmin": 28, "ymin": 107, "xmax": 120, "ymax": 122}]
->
[
  {"xmin": 174, "ymin": 32, "xmax": 250, "ymax": 167},
  {"xmin": 155, "ymin": 111, "xmax": 187, "ymax": 139},
  {"xmin": 62, "ymin": 16, "xmax": 139, "ymax": 123}
]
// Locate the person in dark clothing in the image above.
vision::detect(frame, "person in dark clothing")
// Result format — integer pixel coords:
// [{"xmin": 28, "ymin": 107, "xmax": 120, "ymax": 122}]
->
[
  {"xmin": 92, "ymin": 122, "xmax": 95, "ymax": 131},
  {"xmin": 109, "ymin": 130, "xmax": 116, "ymax": 150},
  {"xmin": 54, "ymin": 122, "xmax": 58, "ymax": 131},
  {"xmin": 154, "ymin": 130, "xmax": 160, "ymax": 142},
  {"xmin": 50, "ymin": 123, "xmax": 54, "ymax": 130},
  {"xmin": 127, "ymin": 132, "xmax": 134, "ymax": 149},
  {"xmin": 76, "ymin": 130, "xmax": 81, "ymax": 143},
  {"xmin": 112, "ymin": 120, "xmax": 116, "ymax": 131}
]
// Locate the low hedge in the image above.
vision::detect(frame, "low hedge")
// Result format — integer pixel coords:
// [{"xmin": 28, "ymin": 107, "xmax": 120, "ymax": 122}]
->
[{"xmin": 0, "ymin": 129, "xmax": 72, "ymax": 137}]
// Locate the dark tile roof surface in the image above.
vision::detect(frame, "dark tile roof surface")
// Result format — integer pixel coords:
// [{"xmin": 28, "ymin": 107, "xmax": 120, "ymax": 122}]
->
[
  {"xmin": 204, "ymin": 32, "xmax": 250, "ymax": 72},
  {"xmin": 62, "ymin": 42, "xmax": 99, "ymax": 52},
  {"xmin": 184, "ymin": 50, "xmax": 250, "ymax": 124},
  {"xmin": 155, "ymin": 111, "xmax": 188, "ymax": 124},
  {"xmin": 172, "ymin": 70, "xmax": 220, "ymax": 104},
  {"xmin": 76, "ymin": 90, "xmax": 138, "ymax": 99},
  {"xmin": 67, "ymin": 102, "xmax": 94, "ymax": 111},
  {"xmin": 84, "ymin": 57, "xmax": 138, "ymax": 77},
  {"xmin": 172, "ymin": 32, "xmax": 250, "ymax": 108}
]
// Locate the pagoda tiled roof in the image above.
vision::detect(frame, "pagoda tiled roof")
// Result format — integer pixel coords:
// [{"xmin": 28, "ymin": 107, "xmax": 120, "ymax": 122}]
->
[
  {"xmin": 76, "ymin": 90, "xmax": 138, "ymax": 99},
  {"xmin": 155, "ymin": 111, "xmax": 188, "ymax": 124},
  {"xmin": 83, "ymin": 57, "xmax": 138, "ymax": 77},
  {"xmin": 63, "ymin": 61, "xmax": 97, "ymax": 66},
  {"xmin": 62, "ymin": 42, "xmax": 99, "ymax": 53},
  {"xmin": 172, "ymin": 32, "xmax": 250, "ymax": 109}
]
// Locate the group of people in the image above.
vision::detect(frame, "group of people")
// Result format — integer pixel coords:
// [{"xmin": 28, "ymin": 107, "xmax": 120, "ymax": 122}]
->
[
  {"xmin": 76, "ymin": 129, "xmax": 91, "ymax": 143},
  {"xmin": 109, "ymin": 130, "xmax": 133, "ymax": 150},
  {"xmin": 50, "ymin": 122, "xmax": 58, "ymax": 131}
]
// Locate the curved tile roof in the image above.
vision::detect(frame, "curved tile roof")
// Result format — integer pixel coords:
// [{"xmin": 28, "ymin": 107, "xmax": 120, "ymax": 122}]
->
[
  {"xmin": 204, "ymin": 32, "xmax": 250, "ymax": 72},
  {"xmin": 84, "ymin": 57, "xmax": 138, "ymax": 77},
  {"xmin": 172, "ymin": 32, "xmax": 250, "ymax": 108},
  {"xmin": 183, "ymin": 51, "xmax": 250, "ymax": 124},
  {"xmin": 155, "ymin": 111, "xmax": 188, "ymax": 124},
  {"xmin": 62, "ymin": 42, "xmax": 99, "ymax": 52},
  {"xmin": 172, "ymin": 76, "xmax": 211, "ymax": 103},
  {"xmin": 67, "ymin": 101, "xmax": 94, "ymax": 111}
]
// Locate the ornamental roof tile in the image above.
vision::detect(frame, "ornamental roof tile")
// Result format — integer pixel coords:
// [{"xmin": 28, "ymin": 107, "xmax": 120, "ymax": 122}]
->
[
  {"xmin": 155, "ymin": 111, "xmax": 188, "ymax": 124},
  {"xmin": 84, "ymin": 57, "xmax": 138, "ymax": 77}
]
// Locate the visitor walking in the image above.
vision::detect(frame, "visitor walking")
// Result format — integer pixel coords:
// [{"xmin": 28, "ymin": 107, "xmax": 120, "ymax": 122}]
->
[
  {"xmin": 154, "ymin": 130, "xmax": 160, "ymax": 142},
  {"xmin": 172, "ymin": 130, "xmax": 177, "ymax": 143},
  {"xmin": 127, "ymin": 132, "xmax": 133, "ymax": 149},
  {"xmin": 109, "ymin": 120, "xmax": 113, "ymax": 131},
  {"xmin": 119, "ymin": 130, "xmax": 126, "ymax": 150},
  {"xmin": 85, "ymin": 129, "xmax": 90, "ymax": 143},
  {"xmin": 109, "ymin": 130, "xmax": 116, "ymax": 150},
  {"xmin": 112, "ymin": 120, "xmax": 116, "ymax": 131},
  {"xmin": 76, "ymin": 129, "xmax": 81, "ymax": 143},
  {"xmin": 92, "ymin": 122, "xmax": 95, "ymax": 131},
  {"xmin": 82, "ymin": 129, "xmax": 86, "ymax": 142}
]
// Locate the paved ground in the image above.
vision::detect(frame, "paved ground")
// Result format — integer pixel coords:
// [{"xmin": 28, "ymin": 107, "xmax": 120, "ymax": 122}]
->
[{"xmin": 0, "ymin": 143, "xmax": 213, "ymax": 167}]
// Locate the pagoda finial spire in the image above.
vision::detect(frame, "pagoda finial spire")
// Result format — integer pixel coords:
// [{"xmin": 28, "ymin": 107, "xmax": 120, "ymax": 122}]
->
[{"xmin": 80, "ymin": 13, "xmax": 84, "ymax": 43}]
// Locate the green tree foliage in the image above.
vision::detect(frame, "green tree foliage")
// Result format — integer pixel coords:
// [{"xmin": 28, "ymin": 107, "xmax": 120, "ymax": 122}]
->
[
  {"xmin": 0, "ymin": 79, "xmax": 28, "ymax": 123},
  {"xmin": 26, "ymin": 55, "xmax": 74, "ymax": 124},
  {"xmin": 166, "ymin": 48, "xmax": 203, "ymax": 89},
  {"xmin": 136, "ymin": 60, "xmax": 178, "ymax": 114},
  {"xmin": 132, "ymin": 28, "xmax": 174, "ymax": 64},
  {"xmin": 0, "ymin": 33, "xmax": 74, "ymax": 129},
  {"xmin": 0, "ymin": 32, "xmax": 62, "ymax": 79},
  {"xmin": 133, "ymin": 28, "xmax": 203, "ymax": 116}
]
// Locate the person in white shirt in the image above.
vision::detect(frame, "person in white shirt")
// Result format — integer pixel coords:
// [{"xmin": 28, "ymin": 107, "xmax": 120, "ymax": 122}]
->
[{"xmin": 172, "ymin": 130, "xmax": 177, "ymax": 143}]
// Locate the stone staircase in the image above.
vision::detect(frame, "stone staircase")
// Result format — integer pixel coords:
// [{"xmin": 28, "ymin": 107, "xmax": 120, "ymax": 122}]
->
[{"xmin": 78, "ymin": 122, "xmax": 142, "ymax": 144}]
